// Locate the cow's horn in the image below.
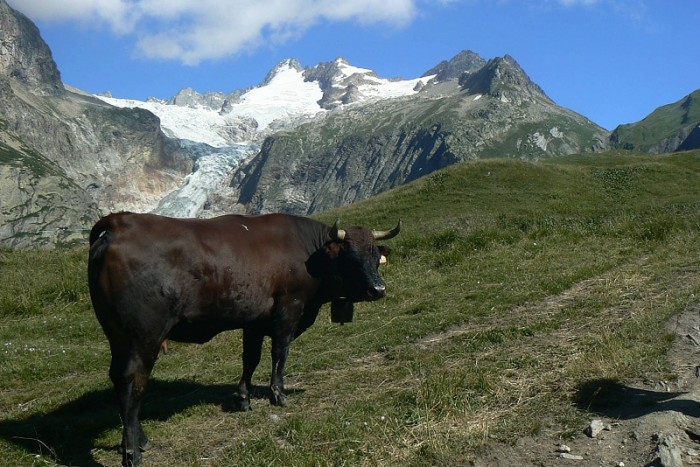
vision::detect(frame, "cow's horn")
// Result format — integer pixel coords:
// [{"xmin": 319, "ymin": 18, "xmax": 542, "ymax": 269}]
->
[
  {"xmin": 372, "ymin": 219, "xmax": 402, "ymax": 240},
  {"xmin": 330, "ymin": 219, "xmax": 346, "ymax": 240}
]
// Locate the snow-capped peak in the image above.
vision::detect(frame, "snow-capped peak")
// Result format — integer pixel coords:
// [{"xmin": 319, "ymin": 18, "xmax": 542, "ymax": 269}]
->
[
  {"xmin": 227, "ymin": 62, "xmax": 324, "ymax": 132},
  {"xmin": 334, "ymin": 57, "xmax": 375, "ymax": 80},
  {"xmin": 262, "ymin": 58, "xmax": 304, "ymax": 86},
  {"xmin": 95, "ymin": 57, "xmax": 432, "ymax": 147},
  {"xmin": 97, "ymin": 60, "xmax": 324, "ymax": 147},
  {"xmin": 91, "ymin": 57, "xmax": 435, "ymax": 219}
]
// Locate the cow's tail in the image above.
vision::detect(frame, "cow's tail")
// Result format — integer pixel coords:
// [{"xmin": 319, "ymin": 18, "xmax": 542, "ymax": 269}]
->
[
  {"xmin": 89, "ymin": 216, "xmax": 114, "ymax": 254},
  {"xmin": 89, "ymin": 215, "xmax": 111, "ymax": 244},
  {"xmin": 88, "ymin": 216, "xmax": 115, "ymax": 290}
]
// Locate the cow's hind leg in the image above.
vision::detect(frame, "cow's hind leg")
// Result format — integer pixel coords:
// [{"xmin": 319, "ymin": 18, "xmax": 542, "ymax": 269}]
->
[
  {"xmin": 233, "ymin": 329, "xmax": 263, "ymax": 411},
  {"xmin": 269, "ymin": 334, "xmax": 292, "ymax": 407},
  {"xmin": 109, "ymin": 343, "xmax": 157, "ymax": 467}
]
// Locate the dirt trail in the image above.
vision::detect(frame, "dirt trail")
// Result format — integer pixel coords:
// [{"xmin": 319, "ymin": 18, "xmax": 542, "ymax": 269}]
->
[{"xmin": 473, "ymin": 302, "xmax": 700, "ymax": 466}]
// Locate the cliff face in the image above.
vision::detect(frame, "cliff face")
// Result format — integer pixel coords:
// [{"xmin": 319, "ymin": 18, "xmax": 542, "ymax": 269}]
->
[
  {"xmin": 232, "ymin": 56, "xmax": 609, "ymax": 215},
  {"xmin": 0, "ymin": 0, "xmax": 193, "ymax": 247},
  {"xmin": 0, "ymin": 0, "xmax": 63, "ymax": 96},
  {"xmin": 0, "ymin": 129, "xmax": 99, "ymax": 248}
]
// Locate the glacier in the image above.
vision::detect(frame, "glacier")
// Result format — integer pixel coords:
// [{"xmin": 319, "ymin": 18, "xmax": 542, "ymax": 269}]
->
[
  {"xmin": 151, "ymin": 142, "xmax": 255, "ymax": 218},
  {"xmin": 95, "ymin": 58, "xmax": 434, "ymax": 218}
]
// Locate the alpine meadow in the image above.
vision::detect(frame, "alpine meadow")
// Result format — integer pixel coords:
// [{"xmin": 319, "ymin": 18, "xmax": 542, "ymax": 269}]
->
[{"xmin": 2, "ymin": 150, "xmax": 700, "ymax": 465}]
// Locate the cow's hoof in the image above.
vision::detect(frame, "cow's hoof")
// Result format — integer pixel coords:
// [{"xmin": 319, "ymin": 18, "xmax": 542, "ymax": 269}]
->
[
  {"xmin": 269, "ymin": 391, "xmax": 287, "ymax": 407},
  {"xmin": 121, "ymin": 449, "xmax": 143, "ymax": 467},
  {"xmin": 117, "ymin": 438, "xmax": 149, "ymax": 454},
  {"xmin": 231, "ymin": 395, "xmax": 252, "ymax": 412}
]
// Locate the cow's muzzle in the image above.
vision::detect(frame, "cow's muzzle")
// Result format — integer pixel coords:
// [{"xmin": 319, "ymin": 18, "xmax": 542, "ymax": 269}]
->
[{"xmin": 367, "ymin": 284, "xmax": 386, "ymax": 300}]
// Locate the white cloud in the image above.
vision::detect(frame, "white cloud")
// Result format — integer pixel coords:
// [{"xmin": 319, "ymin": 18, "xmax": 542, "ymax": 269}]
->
[
  {"xmin": 7, "ymin": 0, "xmax": 137, "ymax": 33},
  {"xmin": 7, "ymin": 0, "xmax": 423, "ymax": 65}
]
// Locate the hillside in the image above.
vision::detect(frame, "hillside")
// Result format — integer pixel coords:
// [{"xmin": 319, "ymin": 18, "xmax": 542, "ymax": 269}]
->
[
  {"xmin": 1, "ymin": 150, "xmax": 699, "ymax": 465},
  {"xmin": 610, "ymin": 89, "xmax": 700, "ymax": 153}
]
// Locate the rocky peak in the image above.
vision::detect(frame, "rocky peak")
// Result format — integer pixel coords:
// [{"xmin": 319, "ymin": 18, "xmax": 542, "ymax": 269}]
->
[
  {"xmin": 304, "ymin": 57, "xmax": 381, "ymax": 109},
  {"xmin": 422, "ymin": 50, "xmax": 486, "ymax": 82},
  {"xmin": 0, "ymin": 0, "xmax": 63, "ymax": 96},
  {"xmin": 303, "ymin": 57, "xmax": 345, "ymax": 91},
  {"xmin": 170, "ymin": 87, "xmax": 203, "ymax": 106},
  {"xmin": 459, "ymin": 55, "xmax": 552, "ymax": 103},
  {"xmin": 261, "ymin": 58, "xmax": 304, "ymax": 86},
  {"xmin": 169, "ymin": 86, "xmax": 244, "ymax": 112}
]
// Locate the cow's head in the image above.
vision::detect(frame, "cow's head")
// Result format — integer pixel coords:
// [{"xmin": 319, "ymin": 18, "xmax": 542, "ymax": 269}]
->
[{"xmin": 308, "ymin": 219, "xmax": 401, "ymax": 307}]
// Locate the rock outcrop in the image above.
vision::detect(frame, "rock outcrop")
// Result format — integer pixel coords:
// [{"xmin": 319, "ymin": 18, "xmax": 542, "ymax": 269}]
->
[
  {"xmin": 0, "ymin": 0, "xmax": 62, "ymax": 96},
  {"xmin": 169, "ymin": 87, "xmax": 245, "ymax": 113},
  {"xmin": 0, "ymin": 0, "xmax": 192, "ymax": 247},
  {"xmin": 422, "ymin": 49, "xmax": 486, "ymax": 82}
]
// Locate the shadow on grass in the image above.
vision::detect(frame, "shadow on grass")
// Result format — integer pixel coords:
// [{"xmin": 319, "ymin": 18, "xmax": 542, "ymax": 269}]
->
[
  {"xmin": 574, "ymin": 378, "xmax": 700, "ymax": 419},
  {"xmin": 0, "ymin": 380, "xmax": 303, "ymax": 466}
]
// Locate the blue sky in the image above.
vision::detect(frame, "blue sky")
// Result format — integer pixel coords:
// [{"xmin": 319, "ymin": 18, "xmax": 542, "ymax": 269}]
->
[{"xmin": 7, "ymin": 0, "xmax": 700, "ymax": 130}]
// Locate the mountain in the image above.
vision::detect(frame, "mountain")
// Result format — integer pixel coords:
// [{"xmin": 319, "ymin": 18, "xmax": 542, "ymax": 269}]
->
[
  {"xmin": 231, "ymin": 55, "xmax": 609, "ymax": 215},
  {"xmin": 99, "ymin": 57, "xmax": 434, "ymax": 147},
  {"xmin": 0, "ymin": 1, "xmax": 62, "ymax": 96},
  {"xmin": 99, "ymin": 52, "xmax": 608, "ymax": 217},
  {"xmin": 95, "ymin": 56, "xmax": 440, "ymax": 219},
  {"xmin": 5, "ymin": 0, "xmax": 698, "ymax": 248},
  {"xmin": 610, "ymin": 89, "xmax": 700, "ymax": 153},
  {"xmin": 0, "ymin": 0, "xmax": 193, "ymax": 247}
]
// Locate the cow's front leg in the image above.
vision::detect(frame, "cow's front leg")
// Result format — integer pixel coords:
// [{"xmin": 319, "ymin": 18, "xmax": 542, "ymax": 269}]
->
[
  {"xmin": 269, "ymin": 334, "xmax": 292, "ymax": 407},
  {"xmin": 233, "ymin": 329, "xmax": 263, "ymax": 411}
]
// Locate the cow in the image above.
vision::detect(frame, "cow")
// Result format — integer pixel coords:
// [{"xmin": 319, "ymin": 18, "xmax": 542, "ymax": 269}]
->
[{"xmin": 87, "ymin": 212, "xmax": 401, "ymax": 466}]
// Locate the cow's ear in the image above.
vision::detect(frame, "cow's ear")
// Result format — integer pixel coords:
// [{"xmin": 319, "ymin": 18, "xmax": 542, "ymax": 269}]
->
[
  {"xmin": 324, "ymin": 242, "xmax": 342, "ymax": 259},
  {"xmin": 306, "ymin": 243, "xmax": 341, "ymax": 277}
]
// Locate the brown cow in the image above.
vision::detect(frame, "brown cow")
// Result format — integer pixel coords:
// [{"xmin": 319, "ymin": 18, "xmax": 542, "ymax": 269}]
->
[{"xmin": 87, "ymin": 212, "xmax": 400, "ymax": 466}]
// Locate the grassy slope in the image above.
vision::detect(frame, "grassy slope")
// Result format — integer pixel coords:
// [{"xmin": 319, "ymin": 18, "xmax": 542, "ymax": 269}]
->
[
  {"xmin": 1, "ymin": 150, "xmax": 699, "ymax": 465},
  {"xmin": 612, "ymin": 89, "xmax": 700, "ymax": 151}
]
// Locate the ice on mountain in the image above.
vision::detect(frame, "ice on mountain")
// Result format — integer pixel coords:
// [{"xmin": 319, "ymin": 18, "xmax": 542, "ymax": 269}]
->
[
  {"xmin": 94, "ymin": 57, "xmax": 433, "ymax": 218},
  {"xmin": 152, "ymin": 142, "xmax": 256, "ymax": 218}
]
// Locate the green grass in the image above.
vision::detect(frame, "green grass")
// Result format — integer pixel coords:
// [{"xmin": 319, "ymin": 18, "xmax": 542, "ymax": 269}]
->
[
  {"xmin": 1, "ymin": 150, "xmax": 700, "ymax": 465},
  {"xmin": 611, "ymin": 89, "xmax": 700, "ymax": 151}
]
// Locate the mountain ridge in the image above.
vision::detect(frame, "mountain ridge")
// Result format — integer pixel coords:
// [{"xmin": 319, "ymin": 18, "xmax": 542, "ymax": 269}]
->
[
  {"xmin": 1, "ymin": 0, "xmax": 698, "ymax": 247},
  {"xmin": 228, "ymin": 53, "xmax": 608, "ymax": 215},
  {"xmin": 610, "ymin": 89, "xmax": 700, "ymax": 153},
  {"xmin": 0, "ymin": 0, "xmax": 62, "ymax": 96}
]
